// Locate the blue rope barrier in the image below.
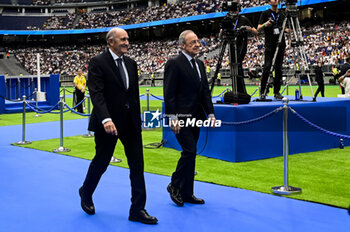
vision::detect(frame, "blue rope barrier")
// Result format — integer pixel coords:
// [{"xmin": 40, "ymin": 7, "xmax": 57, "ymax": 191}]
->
[
  {"xmin": 64, "ymin": 103, "xmax": 91, "ymax": 116},
  {"xmin": 281, "ymin": 86, "xmax": 287, "ymax": 95},
  {"xmin": 139, "ymin": 94, "xmax": 146, "ymax": 98},
  {"xmin": 25, "ymin": 101, "xmax": 60, "ymax": 114},
  {"xmin": 70, "ymin": 97, "xmax": 87, "ymax": 110},
  {"xmin": 250, "ymin": 87, "xmax": 259, "ymax": 97},
  {"xmin": 213, "ymin": 88, "xmax": 229, "ymax": 98},
  {"xmin": 289, "ymin": 107, "xmax": 350, "ymax": 140},
  {"xmin": 0, "ymin": 95, "xmax": 22, "ymax": 102},
  {"xmin": 221, "ymin": 107, "xmax": 283, "ymax": 126},
  {"xmin": 149, "ymin": 94, "xmax": 164, "ymax": 101}
]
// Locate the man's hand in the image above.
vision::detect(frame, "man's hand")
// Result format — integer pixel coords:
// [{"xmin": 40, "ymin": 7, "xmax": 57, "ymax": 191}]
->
[
  {"xmin": 104, "ymin": 121, "xmax": 118, "ymax": 136},
  {"xmin": 170, "ymin": 119, "xmax": 181, "ymax": 134},
  {"xmin": 264, "ymin": 20, "xmax": 273, "ymax": 28},
  {"xmin": 209, "ymin": 116, "xmax": 217, "ymax": 128}
]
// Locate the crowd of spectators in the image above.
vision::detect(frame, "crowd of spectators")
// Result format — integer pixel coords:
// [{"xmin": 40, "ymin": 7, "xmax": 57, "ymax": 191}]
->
[
  {"xmin": 205, "ymin": 21, "xmax": 350, "ymax": 71},
  {"xmin": 35, "ymin": 0, "xmax": 219, "ymax": 30},
  {"xmin": 32, "ymin": 0, "xmax": 86, "ymax": 4},
  {"xmin": 75, "ymin": 0, "xmax": 218, "ymax": 29},
  {"xmin": 41, "ymin": 13, "xmax": 75, "ymax": 30},
  {"xmin": 29, "ymin": 0, "xmax": 268, "ymax": 7},
  {"xmin": 27, "ymin": 0, "xmax": 271, "ymax": 30},
  {"xmin": 32, "ymin": 0, "xmax": 51, "ymax": 5},
  {"xmin": 14, "ymin": 21, "xmax": 350, "ymax": 77},
  {"xmin": 240, "ymin": 0, "xmax": 267, "ymax": 9},
  {"xmin": 13, "ymin": 36, "xmax": 219, "ymax": 76}
]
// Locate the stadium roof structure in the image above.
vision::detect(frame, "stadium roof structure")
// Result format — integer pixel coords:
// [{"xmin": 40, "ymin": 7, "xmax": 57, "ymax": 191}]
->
[{"xmin": 0, "ymin": 0, "xmax": 338, "ymax": 36}]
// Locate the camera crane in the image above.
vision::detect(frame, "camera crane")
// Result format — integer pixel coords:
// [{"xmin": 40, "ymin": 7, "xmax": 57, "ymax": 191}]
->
[{"xmin": 259, "ymin": 0, "xmax": 314, "ymax": 101}]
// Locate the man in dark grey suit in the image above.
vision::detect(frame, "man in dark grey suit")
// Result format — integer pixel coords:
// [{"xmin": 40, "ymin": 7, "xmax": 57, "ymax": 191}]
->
[
  {"xmin": 164, "ymin": 30, "xmax": 216, "ymax": 207},
  {"xmin": 79, "ymin": 27, "xmax": 157, "ymax": 224}
]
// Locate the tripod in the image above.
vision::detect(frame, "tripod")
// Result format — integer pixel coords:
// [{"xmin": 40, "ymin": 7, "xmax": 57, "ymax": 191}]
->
[
  {"xmin": 260, "ymin": 2, "xmax": 314, "ymax": 101},
  {"xmin": 210, "ymin": 14, "xmax": 250, "ymax": 104}
]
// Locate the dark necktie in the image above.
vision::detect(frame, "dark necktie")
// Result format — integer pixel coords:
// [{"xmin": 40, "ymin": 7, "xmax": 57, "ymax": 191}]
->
[
  {"xmin": 116, "ymin": 58, "xmax": 127, "ymax": 89},
  {"xmin": 191, "ymin": 58, "xmax": 201, "ymax": 81}
]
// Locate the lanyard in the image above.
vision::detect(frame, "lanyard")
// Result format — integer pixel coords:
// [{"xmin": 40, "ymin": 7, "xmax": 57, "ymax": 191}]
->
[
  {"xmin": 78, "ymin": 75, "xmax": 84, "ymax": 83},
  {"xmin": 271, "ymin": 12, "xmax": 279, "ymax": 22},
  {"xmin": 234, "ymin": 18, "xmax": 239, "ymax": 30}
]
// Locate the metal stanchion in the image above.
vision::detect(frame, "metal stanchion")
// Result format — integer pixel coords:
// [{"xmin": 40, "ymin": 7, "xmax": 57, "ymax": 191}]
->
[
  {"xmin": 272, "ymin": 97, "xmax": 302, "ymax": 195},
  {"xmin": 63, "ymin": 87, "xmax": 66, "ymax": 103},
  {"xmin": 53, "ymin": 96, "xmax": 70, "ymax": 152},
  {"xmin": 16, "ymin": 95, "xmax": 31, "ymax": 145},
  {"xmin": 146, "ymin": 88, "xmax": 150, "ymax": 111},
  {"xmin": 83, "ymin": 93, "xmax": 86, "ymax": 111},
  {"xmin": 62, "ymin": 87, "xmax": 67, "ymax": 109},
  {"xmin": 83, "ymin": 95, "xmax": 94, "ymax": 138},
  {"xmin": 72, "ymin": 89, "xmax": 76, "ymax": 108},
  {"xmin": 33, "ymin": 88, "xmax": 41, "ymax": 118}
]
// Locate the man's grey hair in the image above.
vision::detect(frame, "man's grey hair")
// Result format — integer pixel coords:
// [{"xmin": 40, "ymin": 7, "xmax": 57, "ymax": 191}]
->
[
  {"xmin": 106, "ymin": 29, "xmax": 115, "ymax": 46},
  {"xmin": 179, "ymin": 30, "xmax": 195, "ymax": 45}
]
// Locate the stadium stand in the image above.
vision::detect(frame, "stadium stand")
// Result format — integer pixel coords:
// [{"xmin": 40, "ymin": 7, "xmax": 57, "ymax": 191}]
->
[
  {"xmin": 40, "ymin": 0, "xmax": 219, "ymax": 30},
  {"xmin": 17, "ymin": 0, "xmax": 34, "ymax": 5},
  {"xmin": 9, "ymin": 20, "xmax": 350, "ymax": 77},
  {"xmin": 0, "ymin": 0, "xmax": 12, "ymax": 4},
  {"xmin": 0, "ymin": 16, "xmax": 50, "ymax": 30},
  {"xmin": 0, "ymin": 0, "xmax": 349, "ymax": 85}
]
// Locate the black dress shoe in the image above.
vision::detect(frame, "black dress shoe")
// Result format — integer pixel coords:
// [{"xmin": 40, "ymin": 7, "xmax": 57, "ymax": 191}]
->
[
  {"xmin": 79, "ymin": 187, "xmax": 95, "ymax": 215},
  {"xmin": 183, "ymin": 195, "xmax": 205, "ymax": 204},
  {"xmin": 167, "ymin": 183, "xmax": 184, "ymax": 206},
  {"xmin": 129, "ymin": 209, "xmax": 158, "ymax": 224}
]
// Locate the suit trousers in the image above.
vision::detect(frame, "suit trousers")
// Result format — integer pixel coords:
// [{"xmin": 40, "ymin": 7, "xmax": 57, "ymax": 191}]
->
[
  {"xmin": 82, "ymin": 113, "xmax": 146, "ymax": 214},
  {"xmin": 172, "ymin": 124, "xmax": 200, "ymax": 197},
  {"xmin": 261, "ymin": 47, "xmax": 285, "ymax": 95}
]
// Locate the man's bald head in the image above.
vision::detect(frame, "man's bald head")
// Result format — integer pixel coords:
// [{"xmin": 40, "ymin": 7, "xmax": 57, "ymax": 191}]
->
[
  {"xmin": 106, "ymin": 27, "xmax": 130, "ymax": 57},
  {"xmin": 106, "ymin": 27, "xmax": 126, "ymax": 45}
]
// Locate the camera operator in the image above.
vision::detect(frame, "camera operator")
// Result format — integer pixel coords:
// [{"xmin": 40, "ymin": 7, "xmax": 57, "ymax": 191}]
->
[
  {"xmin": 220, "ymin": 0, "xmax": 258, "ymax": 93},
  {"xmin": 257, "ymin": 0, "xmax": 286, "ymax": 100}
]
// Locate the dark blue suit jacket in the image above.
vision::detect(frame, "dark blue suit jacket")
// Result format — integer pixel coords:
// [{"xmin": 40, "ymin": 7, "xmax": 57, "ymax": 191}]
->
[
  {"xmin": 163, "ymin": 52, "xmax": 214, "ymax": 120},
  {"xmin": 87, "ymin": 49, "xmax": 141, "ymax": 134}
]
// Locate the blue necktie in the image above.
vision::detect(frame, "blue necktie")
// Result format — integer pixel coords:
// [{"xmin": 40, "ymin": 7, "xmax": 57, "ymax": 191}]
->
[
  {"xmin": 116, "ymin": 58, "xmax": 127, "ymax": 89},
  {"xmin": 191, "ymin": 59, "xmax": 201, "ymax": 81}
]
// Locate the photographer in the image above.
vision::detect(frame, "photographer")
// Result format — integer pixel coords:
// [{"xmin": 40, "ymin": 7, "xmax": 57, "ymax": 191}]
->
[
  {"xmin": 220, "ymin": 0, "xmax": 258, "ymax": 93},
  {"xmin": 257, "ymin": 0, "xmax": 286, "ymax": 99}
]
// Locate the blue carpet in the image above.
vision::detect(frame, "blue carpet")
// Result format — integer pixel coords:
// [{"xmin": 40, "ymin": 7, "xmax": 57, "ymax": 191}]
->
[{"xmin": 0, "ymin": 121, "xmax": 349, "ymax": 232}]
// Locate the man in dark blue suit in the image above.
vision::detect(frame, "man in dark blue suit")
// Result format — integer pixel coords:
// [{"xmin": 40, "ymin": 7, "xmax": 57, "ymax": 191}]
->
[
  {"xmin": 79, "ymin": 27, "xmax": 157, "ymax": 224},
  {"xmin": 164, "ymin": 30, "xmax": 216, "ymax": 206}
]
